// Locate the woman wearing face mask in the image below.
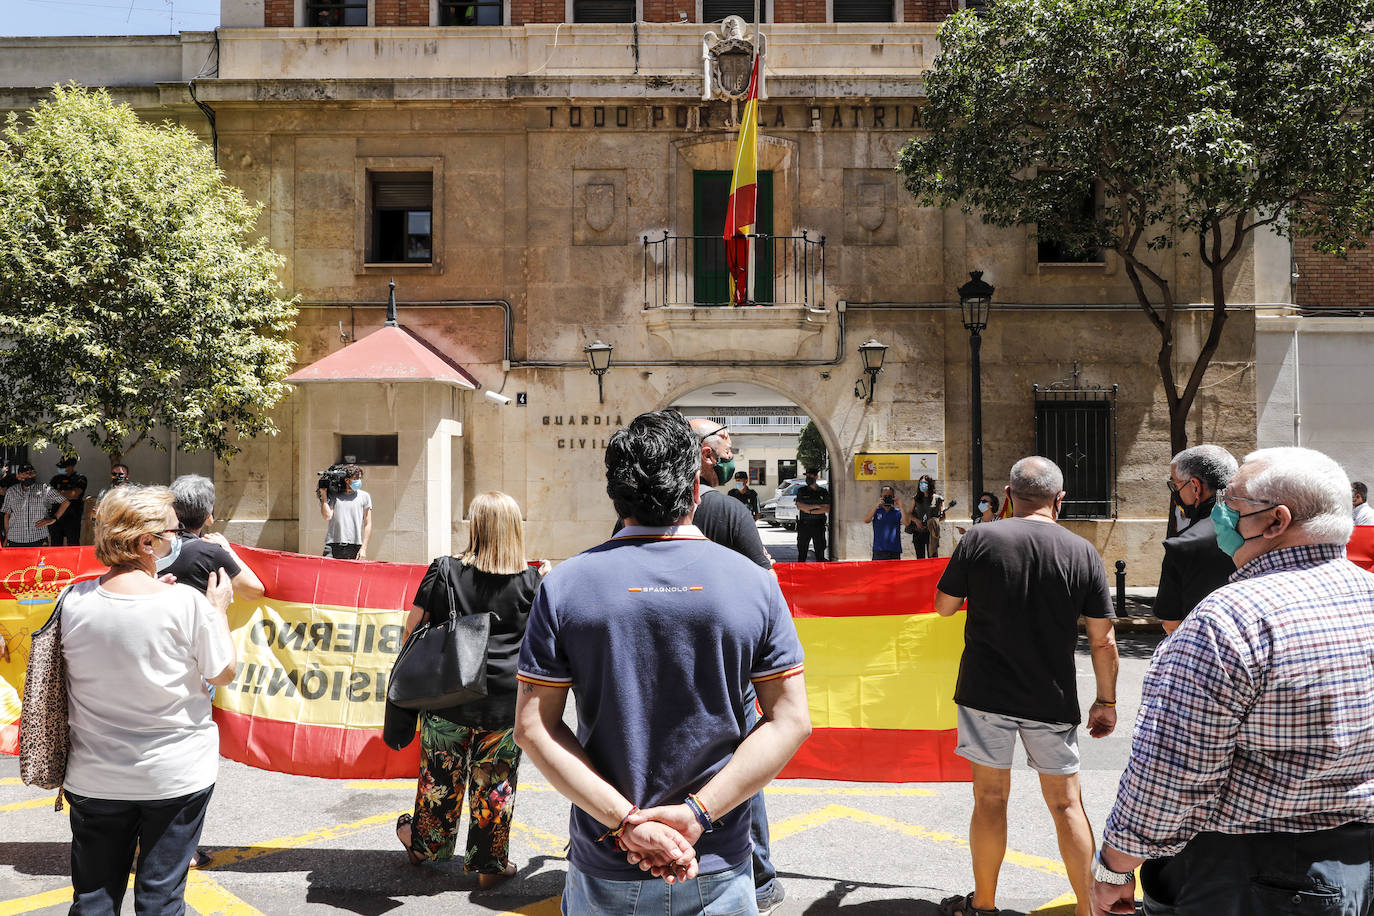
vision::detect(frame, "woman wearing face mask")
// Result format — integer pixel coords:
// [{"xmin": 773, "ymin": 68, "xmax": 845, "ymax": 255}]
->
[
  {"xmin": 60, "ymin": 485, "xmax": 236, "ymax": 914},
  {"xmin": 972, "ymin": 491, "xmax": 1000, "ymax": 525},
  {"xmin": 907, "ymin": 475, "xmax": 946, "ymax": 558}
]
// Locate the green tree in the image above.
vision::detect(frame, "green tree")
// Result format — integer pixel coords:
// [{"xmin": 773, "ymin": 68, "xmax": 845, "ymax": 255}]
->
[
  {"xmin": 899, "ymin": 0, "xmax": 1374, "ymax": 453},
  {"xmin": 796, "ymin": 420, "xmax": 827, "ymax": 473},
  {"xmin": 0, "ymin": 84, "xmax": 296, "ymax": 466}
]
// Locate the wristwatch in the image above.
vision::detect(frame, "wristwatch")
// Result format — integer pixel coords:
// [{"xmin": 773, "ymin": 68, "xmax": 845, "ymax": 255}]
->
[{"xmin": 1092, "ymin": 850, "xmax": 1135, "ymax": 885}]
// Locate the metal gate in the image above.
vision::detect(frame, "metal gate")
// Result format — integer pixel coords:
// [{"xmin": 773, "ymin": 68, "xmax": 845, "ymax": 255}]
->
[{"xmin": 1032, "ymin": 384, "xmax": 1118, "ymax": 519}]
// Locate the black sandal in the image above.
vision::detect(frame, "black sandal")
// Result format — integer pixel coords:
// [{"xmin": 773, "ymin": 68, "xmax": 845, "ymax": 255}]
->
[
  {"xmin": 395, "ymin": 814, "xmax": 425, "ymax": 866},
  {"xmin": 938, "ymin": 892, "xmax": 998, "ymax": 916}
]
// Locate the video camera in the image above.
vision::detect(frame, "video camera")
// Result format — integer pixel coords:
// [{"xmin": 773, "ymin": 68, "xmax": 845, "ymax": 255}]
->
[{"xmin": 316, "ymin": 464, "xmax": 352, "ymax": 495}]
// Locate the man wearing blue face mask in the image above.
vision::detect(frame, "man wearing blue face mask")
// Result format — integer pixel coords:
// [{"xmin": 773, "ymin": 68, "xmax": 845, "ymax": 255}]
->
[
  {"xmin": 1155, "ymin": 445, "xmax": 1237, "ymax": 635},
  {"xmin": 1092, "ymin": 447, "xmax": 1374, "ymax": 916},
  {"xmin": 318, "ymin": 464, "xmax": 373, "ymax": 560}
]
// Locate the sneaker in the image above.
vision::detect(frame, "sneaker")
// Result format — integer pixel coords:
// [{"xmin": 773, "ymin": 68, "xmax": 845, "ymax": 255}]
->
[{"xmin": 756, "ymin": 882, "xmax": 786, "ymax": 915}]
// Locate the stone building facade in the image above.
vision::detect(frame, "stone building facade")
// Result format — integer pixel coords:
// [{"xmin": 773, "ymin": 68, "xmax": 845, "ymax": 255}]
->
[{"xmin": 0, "ymin": 2, "xmax": 1281, "ymax": 576}]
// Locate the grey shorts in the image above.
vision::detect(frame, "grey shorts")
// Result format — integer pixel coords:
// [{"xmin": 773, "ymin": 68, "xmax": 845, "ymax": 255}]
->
[{"xmin": 955, "ymin": 706, "xmax": 1080, "ymax": 775}]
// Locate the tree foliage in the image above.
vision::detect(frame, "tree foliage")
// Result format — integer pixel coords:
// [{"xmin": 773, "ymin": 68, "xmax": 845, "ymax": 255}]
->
[
  {"xmin": 796, "ymin": 420, "xmax": 828, "ymax": 472},
  {"xmin": 899, "ymin": 0, "xmax": 1374, "ymax": 451},
  {"xmin": 0, "ymin": 85, "xmax": 296, "ymax": 464}
]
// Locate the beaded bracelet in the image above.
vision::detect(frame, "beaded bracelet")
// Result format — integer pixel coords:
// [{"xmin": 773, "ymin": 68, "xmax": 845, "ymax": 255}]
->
[{"xmin": 596, "ymin": 805, "xmax": 639, "ymax": 844}]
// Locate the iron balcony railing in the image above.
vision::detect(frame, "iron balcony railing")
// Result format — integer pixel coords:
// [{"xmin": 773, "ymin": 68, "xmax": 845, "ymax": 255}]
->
[{"xmin": 642, "ymin": 231, "xmax": 825, "ymax": 309}]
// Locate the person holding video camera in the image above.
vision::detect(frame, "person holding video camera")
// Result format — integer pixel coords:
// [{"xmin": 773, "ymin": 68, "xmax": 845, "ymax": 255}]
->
[
  {"xmin": 318, "ymin": 464, "xmax": 372, "ymax": 560},
  {"xmin": 863, "ymin": 485, "xmax": 908, "ymax": 560}
]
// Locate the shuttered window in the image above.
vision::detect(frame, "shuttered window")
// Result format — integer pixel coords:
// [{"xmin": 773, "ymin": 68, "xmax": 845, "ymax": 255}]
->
[
  {"xmin": 369, "ymin": 172, "xmax": 433, "ymax": 264},
  {"xmin": 703, "ymin": 0, "xmax": 764, "ymax": 21},
  {"xmin": 833, "ymin": 0, "xmax": 892, "ymax": 21},
  {"xmin": 573, "ymin": 0, "xmax": 636, "ymax": 21}
]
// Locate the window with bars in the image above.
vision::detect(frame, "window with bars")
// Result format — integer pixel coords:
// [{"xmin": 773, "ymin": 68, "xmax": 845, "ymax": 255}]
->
[
  {"xmin": 833, "ymin": 0, "xmax": 893, "ymax": 22},
  {"xmin": 439, "ymin": 0, "xmax": 502, "ymax": 25},
  {"xmin": 573, "ymin": 0, "xmax": 635, "ymax": 21},
  {"xmin": 369, "ymin": 172, "xmax": 433, "ymax": 264},
  {"xmin": 1038, "ymin": 181, "xmax": 1106, "ymax": 264},
  {"xmin": 306, "ymin": 0, "xmax": 368, "ymax": 25},
  {"xmin": 1033, "ymin": 385, "xmax": 1118, "ymax": 519}
]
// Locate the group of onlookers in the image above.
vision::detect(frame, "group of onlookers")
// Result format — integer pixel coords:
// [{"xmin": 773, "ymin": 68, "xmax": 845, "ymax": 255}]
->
[
  {"xmin": 18, "ymin": 419, "xmax": 1374, "ymax": 916},
  {"xmin": 0, "ymin": 458, "xmax": 129, "ymax": 548}
]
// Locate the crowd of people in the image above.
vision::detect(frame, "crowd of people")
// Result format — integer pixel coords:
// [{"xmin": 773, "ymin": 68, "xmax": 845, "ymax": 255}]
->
[{"xmin": 6, "ymin": 421, "xmax": 1374, "ymax": 915}]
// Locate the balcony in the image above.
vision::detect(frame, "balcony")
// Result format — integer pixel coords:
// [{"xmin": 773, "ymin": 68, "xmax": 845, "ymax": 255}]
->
[{"xmin": 642, "ymin": 232, "xmax": 825, "ymax": 309}]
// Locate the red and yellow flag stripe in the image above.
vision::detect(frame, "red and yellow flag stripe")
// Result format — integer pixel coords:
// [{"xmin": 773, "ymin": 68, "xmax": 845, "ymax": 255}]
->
[{"xmin": 724, "ymin": 54, "xmax": 760, "ymax": 305}]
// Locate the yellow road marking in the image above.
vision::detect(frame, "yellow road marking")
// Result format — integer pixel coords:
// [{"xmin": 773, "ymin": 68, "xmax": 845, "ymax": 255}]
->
[
  {"xmin": 0, "ymin": 797, "xmax": 59, "ymax": 812},
  {"xmin": 510, "ymin": 822, "xmax": 568, "ymax": 859},
  {"xmin": 0, "ymin": 777, "xmax": 26, "ymax": 786},
  {"xmin": 184, "ymin": 872, "xmax": 265, "ymax": 916},
  {"xmin": 0, "ymin": 810, "xmax": 409, "ymax": 914},
  {"xmin": 498, "ymin": 897, "xmax": 562, "ymax": 916},
  {"xmin": 769, "ymin": 804, "xmax": 1067, "ymax": 878}
]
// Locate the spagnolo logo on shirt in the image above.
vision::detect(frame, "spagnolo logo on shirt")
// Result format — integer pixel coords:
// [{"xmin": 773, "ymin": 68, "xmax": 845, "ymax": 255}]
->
[{"xmin": 626, "ymin": 585, "xmax": 705, "ymax": 593}]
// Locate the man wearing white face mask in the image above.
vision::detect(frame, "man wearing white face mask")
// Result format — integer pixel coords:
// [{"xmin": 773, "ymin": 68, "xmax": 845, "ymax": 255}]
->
[{"xmin": 318, "ymin": 464, "xmax": 372, "ymax": 560}]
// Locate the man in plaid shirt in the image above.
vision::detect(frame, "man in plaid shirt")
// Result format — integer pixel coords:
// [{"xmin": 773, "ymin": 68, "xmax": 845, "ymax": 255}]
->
[
  {"xmin": 1091, "ymin": 447, "xmax": 1374, "ymax": 915},
  {"xmin": 1, "ymin": 463, "xmax": 70, "ymax": 548}
]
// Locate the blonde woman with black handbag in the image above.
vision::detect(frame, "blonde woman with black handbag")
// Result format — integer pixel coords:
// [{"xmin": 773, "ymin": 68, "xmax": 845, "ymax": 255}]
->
[{"xmin": 395, "ymin": 492, "xmax": 547, "ymax": 889}]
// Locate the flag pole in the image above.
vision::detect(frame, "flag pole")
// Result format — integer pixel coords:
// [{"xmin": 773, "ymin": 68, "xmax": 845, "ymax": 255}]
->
[{"xmin": 748, "ymin": 0, "xmax": 759, "ymax": 305}]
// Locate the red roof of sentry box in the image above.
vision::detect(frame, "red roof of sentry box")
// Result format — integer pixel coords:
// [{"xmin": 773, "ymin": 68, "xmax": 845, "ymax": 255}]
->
[{"xmin": 285, "ymin": 324, "xmax": 478, "ymax": 389}]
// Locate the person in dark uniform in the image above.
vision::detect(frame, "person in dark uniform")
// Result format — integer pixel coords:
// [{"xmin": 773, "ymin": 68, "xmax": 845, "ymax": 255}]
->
[
  {"xmin": 726, "ymin": 471, "xmax": 761, "ymax": 519},
  {"xmin": 795, "ymin": 469, "xmax": 831, "ymax": 562},
  {"xmin": 1156, "ymin": 444, "xmax": 1238, "ymax": 635},
  {"xmin": 49, "ymin": 457, "xmax": 88, "ymax": 547}
]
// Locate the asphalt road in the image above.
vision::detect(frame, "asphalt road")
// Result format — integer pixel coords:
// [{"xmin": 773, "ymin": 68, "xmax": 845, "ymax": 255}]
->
[{"xmin": 0, "ymin": 619, "xmax": 1160, "ymax": 916}]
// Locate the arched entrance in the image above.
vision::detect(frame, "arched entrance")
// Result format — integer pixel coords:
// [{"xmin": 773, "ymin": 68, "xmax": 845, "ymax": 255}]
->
[{"xmin": 662, "ymin": 377, "xmax": 842, "ymax": 562}]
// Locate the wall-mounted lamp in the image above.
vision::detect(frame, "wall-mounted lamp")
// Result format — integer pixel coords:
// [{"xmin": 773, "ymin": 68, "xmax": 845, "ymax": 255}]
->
[
  {"xmin": 854, "ymin": 338, "xmax": 888, "ymax": 402},
  {"xmin": 584, "ymin": 339, "xmax": 614, "ymax": 404}
]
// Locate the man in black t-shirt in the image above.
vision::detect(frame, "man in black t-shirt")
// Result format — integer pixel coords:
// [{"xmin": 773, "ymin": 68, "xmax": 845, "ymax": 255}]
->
[
  {"xmin": 726, "ymin": 471, "xmax": 761, "ymax": 519},
  {"xmin": 794, "ymin": 470, "xmax": 831, "ymax": 562},
  {"xmin": 48, "ymin": 457, "xmax": 88, "ymax": 547},
  {"xmin": 933, "ymin": 456, "xmax": 1119, "ymax": 916}
]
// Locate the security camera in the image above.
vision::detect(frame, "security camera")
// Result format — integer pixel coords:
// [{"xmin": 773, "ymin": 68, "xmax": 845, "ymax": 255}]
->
[{"xmin": 484, "ymin": 390, "xmax": 512, "ymax": 405}]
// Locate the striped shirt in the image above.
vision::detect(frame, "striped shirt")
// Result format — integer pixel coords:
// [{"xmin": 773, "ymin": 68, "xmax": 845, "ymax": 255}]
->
[
  {"xmin": 2, "ymin": 483, "xmax": 65, "ymax": 544},
  {"xmin": 1104, "ymin": 543, "xmax": 1374, "ymax": 859}
]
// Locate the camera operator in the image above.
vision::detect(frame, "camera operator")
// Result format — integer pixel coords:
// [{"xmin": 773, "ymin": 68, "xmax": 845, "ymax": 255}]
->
[
  {"xmin": 863, "ymin": 485, "xmax": 907, "ymax": 561},
  {"xmin": 317, "ymin": 464, "xmax": 372, "ymax": 560}
]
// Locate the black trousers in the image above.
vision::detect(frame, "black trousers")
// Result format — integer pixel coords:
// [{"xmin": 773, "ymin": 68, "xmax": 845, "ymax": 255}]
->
[
  {"xmin": 796, "ymin": 522, "xmax": 827, "ymax": 561},
  {"xmin": 324, "ymin": 542, "xmax": 361, "ymax": 559},
  {"xmin": 49, "ymin": 517, "xmax": 82, "ymax": 547},
  {"xmin": 5, "ymin": 537, "xmax": 48, "ymax": 548},
  {"xmin": 67, "ymin": 785, "xmax": 213, "ymax": 915}
]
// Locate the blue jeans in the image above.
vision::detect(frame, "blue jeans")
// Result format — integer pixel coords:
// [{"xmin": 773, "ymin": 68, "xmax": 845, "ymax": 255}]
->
[
  {"xmin": 742, "ymin": 697, "xmax": 777, "ymax": 904},
  {"xmin": 1140, "ymin": 821, "xmax": 1374, "ymax": 915},
  {"xmin": 563, "ymin": 859, "xmax": 757, "ymax": 915},
  {"xmin": 66, "ymin": 785, "xmax": 213, "ymax": 915}
]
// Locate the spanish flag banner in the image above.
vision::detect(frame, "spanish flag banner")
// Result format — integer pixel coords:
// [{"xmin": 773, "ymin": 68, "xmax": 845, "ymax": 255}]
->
[
  {"xmin": 775, "ymin": 558, "xmax": 971, "ymax": 782},
  {"xmin": 724, "ymin": 54, "xmax": 760, "ymax": 306},
  {"xmin": 0, "ymin": 548, "xmax": 107, "ymax": 755}
]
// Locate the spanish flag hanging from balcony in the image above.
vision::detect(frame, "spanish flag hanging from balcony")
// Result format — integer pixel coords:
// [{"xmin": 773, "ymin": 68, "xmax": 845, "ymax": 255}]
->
[
  {"xmin": 724, "ymin": 54, "xmax": 761, "ymax": 306},
  {"xmin": 775, "ymin": 558, "xmax": 972, "ymax": 782}
]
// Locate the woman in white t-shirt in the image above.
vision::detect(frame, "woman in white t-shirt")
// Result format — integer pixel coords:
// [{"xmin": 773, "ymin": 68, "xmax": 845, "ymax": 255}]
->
[{"xmin": 62, "ymin": 485, "xmax": 237, "ymax": 914}]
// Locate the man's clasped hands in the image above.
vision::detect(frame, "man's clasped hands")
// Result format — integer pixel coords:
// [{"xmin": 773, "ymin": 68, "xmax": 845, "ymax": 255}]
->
[{"xmin": 613, "ymin": 804, "xmax": 711, "ymax": 883}]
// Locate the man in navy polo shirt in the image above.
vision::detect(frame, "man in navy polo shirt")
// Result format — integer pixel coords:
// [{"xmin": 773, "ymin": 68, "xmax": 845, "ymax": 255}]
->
[{"xmin": 515, "ymin": 410, "xmax": 811, "ymax": 914}]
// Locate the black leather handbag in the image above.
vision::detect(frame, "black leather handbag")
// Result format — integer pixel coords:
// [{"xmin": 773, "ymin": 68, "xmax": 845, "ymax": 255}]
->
[{"xmin": 386, "ymin": 558, "xmax": 490, "ymax": 711}]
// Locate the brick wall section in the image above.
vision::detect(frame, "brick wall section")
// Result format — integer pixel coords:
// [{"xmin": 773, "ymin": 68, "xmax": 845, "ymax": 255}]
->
[
  {"xmin": 375, "ymin": 0, "xmax": 430, "ymax": 24},
  {"xmin": 264, "ymin": 0, "xmax": 293, "ymax": 26},
  {"xmin": 904, "ymin": 0, "xmax": 951, "ymax": 20},
  {"xmin": 772, "ymin": 0, "xmax": 825, "ymax": 22},
  {"xmin": 510, "ymin": 0, "xmax": 565, "ymax": 24},
  {"xmin": 1296, "ymin": 240, "xmax": 1374, "ymax": 311}
]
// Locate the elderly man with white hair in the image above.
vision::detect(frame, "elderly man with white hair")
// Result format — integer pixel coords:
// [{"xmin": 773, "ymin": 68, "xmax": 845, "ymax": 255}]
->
[{"xmin": 1091, "ymin": 447, "xmax": 1374, "ymax": 916}]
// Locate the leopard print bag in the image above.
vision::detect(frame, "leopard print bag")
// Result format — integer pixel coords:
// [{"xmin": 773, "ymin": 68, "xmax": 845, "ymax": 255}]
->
[{"xmin": 20, "ymin": 589, "xmax": 70, "ymax": 808}]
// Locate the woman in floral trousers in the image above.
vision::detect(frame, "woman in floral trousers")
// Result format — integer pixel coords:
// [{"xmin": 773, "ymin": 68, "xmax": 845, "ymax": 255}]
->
[{"xmin": 395, "ymin": 492, "xmax": 546, "ymax": 889}]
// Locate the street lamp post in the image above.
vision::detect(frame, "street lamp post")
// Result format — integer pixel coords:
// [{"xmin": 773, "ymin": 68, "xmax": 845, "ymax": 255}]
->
[
  {"xmin": 584, "ymin": 339, "xmax": 614, "ymax": 404},
  {"xmin": 958, "ymin": 270, "xmax": 994, "ymax": 503},
  {"xmin": 856, "ymin": 338, "xmax": 888, "ymax": 402}
]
